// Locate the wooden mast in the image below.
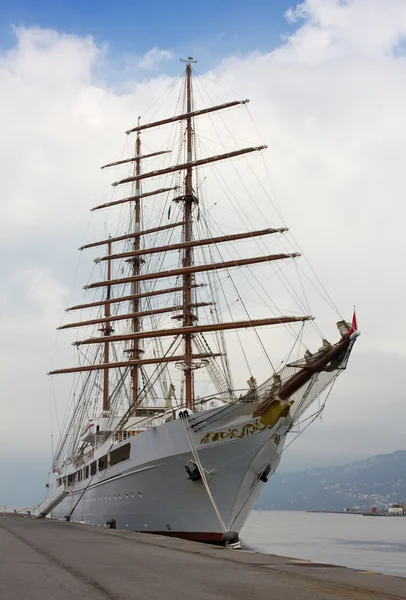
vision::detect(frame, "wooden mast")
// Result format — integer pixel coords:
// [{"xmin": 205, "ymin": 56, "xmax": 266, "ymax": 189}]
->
[
  {"xmin": 125, "ymin": 99, "xmax": 249, "ymax": 134},
  {"xmin": 74, "ymin": 316, "xmax": 313, "ymax": 347},
  {"xmin": 49, "ymin": 352, "xmax": 223, "ymax": 375},
  {"xmin": 132, "ymin": 121, "xmax": 142, "ymax": 412},
  {"xmin": 58, "ymin": 303, "xmax": 213, "ymax": 330},
  {"xmin": 96, "ymin": 227, "xmax": 288, "ymax": 262},
  {"xmin": 50, "ymin": 60, "xmax": 318, "ymax": 412},
  {"xmin": 102, "ymin": 240, "xmax": 113, "ymax": 412},
  {"xmin": 111, "ymin": 147, "xmax": 266, "ymax": 187},
  {"xmin": 84, "ymin": 253, "xmax": 299, "ymax": 290},
  {"xmin": 90, "ymin": 188, "xmax": 179, "ymax": 213},
  {"xmin": 66, "ymin": 284, "xmax": 201, "ymax": 312},
  {"xmin": 182, "ymin": 57, "xmax": 197, "ymax": 410}
]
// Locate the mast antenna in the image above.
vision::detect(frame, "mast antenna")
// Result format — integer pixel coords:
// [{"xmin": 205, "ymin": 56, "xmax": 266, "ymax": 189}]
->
[{"xmin": 180, "ymin": 57, "xmax": 197, "ymax": 65}]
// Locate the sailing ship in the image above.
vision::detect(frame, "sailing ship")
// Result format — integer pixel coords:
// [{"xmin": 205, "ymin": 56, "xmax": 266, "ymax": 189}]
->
[{"xmin": 40, "ymin": 58, "xmax": 360, "ymax": 545}]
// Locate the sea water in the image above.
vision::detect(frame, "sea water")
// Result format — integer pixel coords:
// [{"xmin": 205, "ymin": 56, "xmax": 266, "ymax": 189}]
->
[{"xmin": 241, "ymin": 510, "xmax": 406, "ymax": 577}]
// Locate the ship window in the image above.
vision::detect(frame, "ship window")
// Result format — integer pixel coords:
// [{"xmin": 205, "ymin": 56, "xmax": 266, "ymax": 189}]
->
[
  {"xmin": 109, "ymin": 443, "xmax": 131, "ymax": 466},
  {"xmin": 98, "ymin": 455, "xmax": 107, "ymax": 471},
  {"xmin": 85, "ymin": 466, "xmax": 89, "ymax": 479},
  {"xmin": 90, "ymin": 461, "xmax": 97, "ymax": 476},
  {"xmin": 67, "ymin": 473, "xmax": 75, "ymax": 484}
]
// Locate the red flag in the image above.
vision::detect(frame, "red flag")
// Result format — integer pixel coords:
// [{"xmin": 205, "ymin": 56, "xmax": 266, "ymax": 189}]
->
[{"xmin": 349, "ymin": 310, "xmax": 358, "ymax": 336}]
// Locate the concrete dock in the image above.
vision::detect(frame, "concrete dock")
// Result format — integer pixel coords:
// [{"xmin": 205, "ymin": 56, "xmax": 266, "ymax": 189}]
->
[{"xmin": 1, "ymin": 514, "xmax": 406, "ymax": 600}]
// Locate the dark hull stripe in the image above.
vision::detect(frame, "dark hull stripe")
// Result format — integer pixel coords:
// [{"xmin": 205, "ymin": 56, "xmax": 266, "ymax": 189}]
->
[{"xmin": 144, "ymin": 530, "xmax": 224, "ymax": 544}]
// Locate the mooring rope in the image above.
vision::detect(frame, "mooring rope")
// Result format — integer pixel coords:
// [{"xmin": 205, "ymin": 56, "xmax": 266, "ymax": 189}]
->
[{"xmin": 181, "ymin": 414, "xmax": 227, "ymax": 534}]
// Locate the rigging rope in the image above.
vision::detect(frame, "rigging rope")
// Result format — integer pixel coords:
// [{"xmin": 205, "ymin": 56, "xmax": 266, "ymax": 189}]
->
[
  {"xmin": 191, "ymin": 77, "xmax": 331, "ymax": 341},
  {"xmin": 181, "ymin": 414, "xmax": 227, "ymax": 534}
]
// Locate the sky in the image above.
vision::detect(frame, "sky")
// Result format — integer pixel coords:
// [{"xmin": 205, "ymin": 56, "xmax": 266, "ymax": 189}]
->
[
  {"xmin": 0, "ymin": 0, "xmax": 295, "ymax": 68},
  {"xmin": 1, "ymin": 0, "xmax": 406, "ymax": 506}
]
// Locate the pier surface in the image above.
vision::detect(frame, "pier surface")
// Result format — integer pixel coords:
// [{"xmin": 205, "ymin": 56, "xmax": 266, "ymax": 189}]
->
[{"xmin": 1, "ymin": 513, "xmax": 406, "ymax": 600}]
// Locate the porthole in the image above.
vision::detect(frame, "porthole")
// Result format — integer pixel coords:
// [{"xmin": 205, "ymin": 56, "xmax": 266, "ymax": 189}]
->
[
  {"xmin": 143, "ymin": 522, "xmax": 147, "ymax": 528},
  {"xmin": 118, "ymin": 494, "xmax": 121, "ymax": 499},
  {"xmin": 125, "ymin": 493, "xmax": 129, "ymax": 498},
  {"xmin": 130, "ymin": 493, "xmax": 135, "ymax": 498},
  {"xmin": 138, "ymin": 492, "xmax": 142, "ymax": 498},
  {"xmin": 113, "ymin": 494, "xmax": 116, "ymax": 499}
]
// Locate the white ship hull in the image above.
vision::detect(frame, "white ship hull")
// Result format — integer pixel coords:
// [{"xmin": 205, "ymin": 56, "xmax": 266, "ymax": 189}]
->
[{"xmin": 48, "ymin": 406, "xmax": 287, "ymax": 542}]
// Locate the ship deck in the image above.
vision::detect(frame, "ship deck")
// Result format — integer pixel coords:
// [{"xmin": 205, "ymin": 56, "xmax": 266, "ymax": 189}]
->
[{"xmin": 1, "ymin": 513, "xmax": 405, "ymax": 600}]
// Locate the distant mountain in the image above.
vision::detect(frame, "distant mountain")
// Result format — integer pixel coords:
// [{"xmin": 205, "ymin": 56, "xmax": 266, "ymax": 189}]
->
[{"xmin": 256, "ymin": 450, "xmax": 406, "ymax": 511}]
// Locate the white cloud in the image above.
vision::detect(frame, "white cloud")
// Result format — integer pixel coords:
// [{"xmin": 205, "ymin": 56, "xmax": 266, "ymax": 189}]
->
[
  {"xmin": 138, "ymin": 47, "xmax": 173, "ymax": 69},
  {"xmin": 1, "ymin": 0, "xmax": 406, "ymax": 499},
  {"xmin": 284, "ymin": 0, "xmax": 406, "ymax": 60}
]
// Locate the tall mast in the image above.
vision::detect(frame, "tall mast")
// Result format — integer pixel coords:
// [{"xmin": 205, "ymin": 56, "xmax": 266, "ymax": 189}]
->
[
  {"xmin": 132, "ymin": 121, "xmax": 142, "ymax": 411},
  {"xmin": 50, "ymin": 64, "xmax": 322, "ymax": 412},
  {"xmin": 182, "ymin": 57, "xmax": 197, "ymax": 410},
  {"xmin": 102, "ymin": 240, "xmax": 113, "ymax": 412}
]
